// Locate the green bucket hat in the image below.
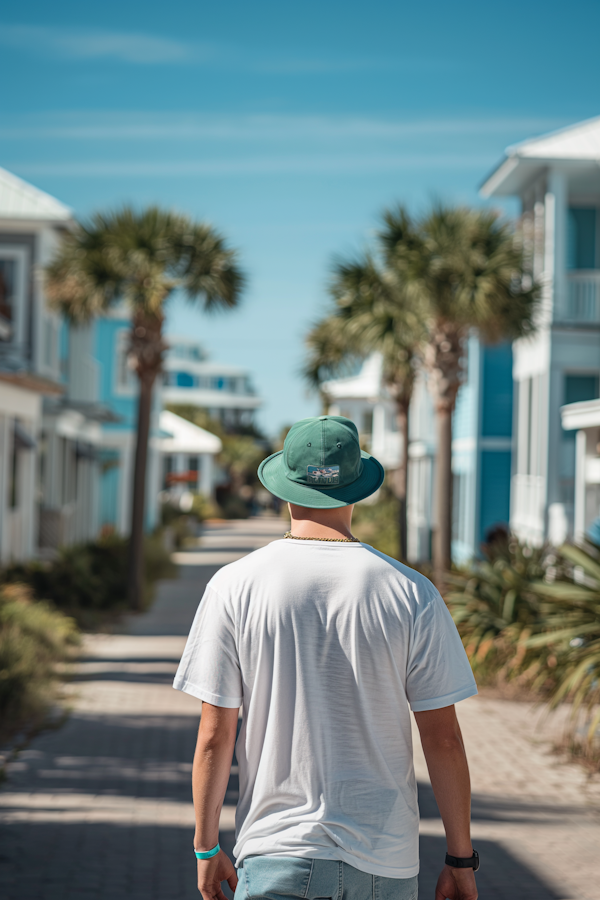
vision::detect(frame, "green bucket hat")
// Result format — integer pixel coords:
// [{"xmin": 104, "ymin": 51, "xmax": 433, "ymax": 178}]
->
[{"xmin": 258, "ymin": 415, "xmax": 385, "ymax": 508}]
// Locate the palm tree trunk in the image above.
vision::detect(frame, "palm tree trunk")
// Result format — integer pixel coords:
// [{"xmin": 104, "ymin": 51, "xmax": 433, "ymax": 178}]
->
[
  {"xmin": 127, "ymin": 372, "xmax": 154, "ymax": 610},
  {"xmin": 127, "ymin": 311, "xmax": 166, "ymax": 611},
  {"xmin": 424, "ymin": 320, "xmax": 463, "ymax": 591},
  {"xmin": 394, "ymin": 401, "xmax": 409, "ymax": 560},
  {"xmin": 433, "ymin": 404, "xmax": 453, "ymax": 589}
]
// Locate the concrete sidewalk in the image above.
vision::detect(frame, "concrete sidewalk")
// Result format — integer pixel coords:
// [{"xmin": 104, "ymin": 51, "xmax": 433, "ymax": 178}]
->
[{"xmin": 1, "ymin": 518, "xmax": 599, "ymax": 899}]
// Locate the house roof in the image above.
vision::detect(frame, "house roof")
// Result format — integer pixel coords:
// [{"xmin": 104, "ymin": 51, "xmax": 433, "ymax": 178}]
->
[
  {"xmin": 0, "ymin": 166, "xmax": 73, "ymax": 222},
  {"xmin": 561, "ymin": 397, "xmax": 600, "ymax": 431},
  {"xmin": 158, "ymin": 410, "xmax": 222, "ymax": 455},
  {"xmin": 480, "ymin": 115, "xmax": 600, "ymax": 198},
  {"xmin": 321, "ymin": 354, "xmax": 383, "ymax": 400}
]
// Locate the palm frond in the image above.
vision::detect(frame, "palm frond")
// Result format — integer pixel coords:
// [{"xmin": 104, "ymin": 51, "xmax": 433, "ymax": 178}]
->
[{"xmin": 45, "ymin": 205, "xmax": 246, "ymax": 323}]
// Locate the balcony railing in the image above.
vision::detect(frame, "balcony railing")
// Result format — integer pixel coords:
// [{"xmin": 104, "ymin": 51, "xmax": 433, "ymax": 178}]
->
[{"xmin": 559, "ymin": 271, "xmax": 600, "ymax": 323}]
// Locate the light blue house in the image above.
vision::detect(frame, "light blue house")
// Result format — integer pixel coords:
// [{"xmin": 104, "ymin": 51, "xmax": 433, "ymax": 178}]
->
[
  {"xmin": 451, "ymin": 337, "xmax": 513, "ymax": 562},
  {"xmin": 322, "ymin": 342, "xmax": 513, "ymax": 564},
  {"xmin": 94, "ymin": 312, "xmax": 161, "ymax": 535}
]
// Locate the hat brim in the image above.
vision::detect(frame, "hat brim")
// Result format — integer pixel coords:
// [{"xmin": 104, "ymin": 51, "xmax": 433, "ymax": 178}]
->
[{"xmin": 258, "ymin": 450, "xmax": 385, "ymax": 509}]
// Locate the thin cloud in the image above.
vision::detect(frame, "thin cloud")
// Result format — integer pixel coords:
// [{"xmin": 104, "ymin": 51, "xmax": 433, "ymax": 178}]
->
[
  {"xmin": 0, "ymin": 24, "xmax": 209, "ymax": 64},
  {"xmin": 0, "ymin": 24, "xmax": 453, "ymax": 72},
  {"xmin": 0, "ymin": 112, "xmax": 563, "ymax": 142},
  {"xmin": 10, "ymin": 153, "xmax": 497, "ymax": 178}
]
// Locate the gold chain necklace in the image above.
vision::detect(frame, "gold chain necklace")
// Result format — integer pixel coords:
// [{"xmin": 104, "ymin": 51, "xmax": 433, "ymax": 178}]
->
[{"xmin": 284, "ymin": 531, "xmax": 360, "ymax": 543}]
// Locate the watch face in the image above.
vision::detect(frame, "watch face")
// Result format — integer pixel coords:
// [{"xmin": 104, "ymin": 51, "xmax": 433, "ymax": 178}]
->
[{"xmin": 473, "ymin": 850, "xmax": 480, "ymax": 872}]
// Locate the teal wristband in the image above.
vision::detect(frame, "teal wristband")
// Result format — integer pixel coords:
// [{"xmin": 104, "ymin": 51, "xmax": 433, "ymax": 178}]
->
[{"xmin": 194, "ymin": 843, "xmax": 220, "ymax": 860}]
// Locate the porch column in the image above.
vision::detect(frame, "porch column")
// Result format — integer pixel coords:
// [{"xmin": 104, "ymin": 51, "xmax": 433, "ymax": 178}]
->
[
  {"xmin": 545, "ymin": 168, "xmax": 567, "ymax": 321},
  {"xmin": 573, "ymin": 429, "xmax": 587, "ymax": 542},
  {"xmin": 199, "ymin": 454, "xmax": 213, "ymax": 498}
]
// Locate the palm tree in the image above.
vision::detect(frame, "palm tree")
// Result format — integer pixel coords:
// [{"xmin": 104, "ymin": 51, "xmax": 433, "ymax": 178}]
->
[
  {"xmin": 305, "ymin": 255, "xmax": 424, "ymax": 559},
  {"xmin": 45, "ymin": 206, "xmax": 245, "ymax": 609},
  {"xmin": 381, "ymin": 204, "xmax": 538, "ymax": 586}
]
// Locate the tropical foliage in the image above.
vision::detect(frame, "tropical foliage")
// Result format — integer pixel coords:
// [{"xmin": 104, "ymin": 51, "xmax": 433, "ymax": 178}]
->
[
  {"xmin": 528, "ymin": 542, "xmax": 600, "ymax": 739},
  {"xmin": 0, "ymin": 584, "xmax": 79, "ymax": 741},
  {"xmin": 2, "ymin": 532, "xmax": 175, "ymax": 629},
  {"xmin": 46, "ymin": 207, "xmax": 245, "ymax": 609},
  {"xmin": 446, "ymin": 535, "xmax": 600, "ymax": 755},
  {"xmin": 446, "ymin": 537, "xmax": 548, "ymax": 681}
]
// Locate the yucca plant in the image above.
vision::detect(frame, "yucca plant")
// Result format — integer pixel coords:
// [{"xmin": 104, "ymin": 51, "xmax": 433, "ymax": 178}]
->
[
  {"xmin": 526, "ymin": 541, "xmax": 600, "ymax": 743},
  {"xmin": 445, "ymin": 536, "xmax": 548, "ymax": 680}
]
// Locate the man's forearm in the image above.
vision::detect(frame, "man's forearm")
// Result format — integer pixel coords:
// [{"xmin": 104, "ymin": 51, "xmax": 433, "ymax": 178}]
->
[
  {"xmin": 192, "ymin": 703, "xmax": 238, "ymax": 849},
  {"xmin": 421, "ymin": 731, "xmax": 472, "ymax": 856},
  {"xmin": 415, "ymin": 706, "xmax": 473, "ymax": 856}
]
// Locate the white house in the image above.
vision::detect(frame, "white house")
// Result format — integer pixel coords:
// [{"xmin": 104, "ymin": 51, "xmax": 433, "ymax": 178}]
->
[
  {"xmin": 321, "ymin": 354, "xmax": 402, "ymax": 469},
  {"xmin": 162, "ymin": 337, "xmax": 261, "ymax": 430},
  {"xmin": 0, "ymin": 167, "xmax": 105, "ymax": 560},
  {"xmin": 158, "ymin": 409, "xmax": 222, "ymax": 500},
  {"xmin": 481, "ymin": 115, "xmax": 600, "ymax": 546}
]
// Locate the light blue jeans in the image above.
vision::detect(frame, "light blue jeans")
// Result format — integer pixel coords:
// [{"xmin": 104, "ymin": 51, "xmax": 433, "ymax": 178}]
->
[{"xmin": 235, "ymin": 857, "xmax": 418, "ymax": 900}]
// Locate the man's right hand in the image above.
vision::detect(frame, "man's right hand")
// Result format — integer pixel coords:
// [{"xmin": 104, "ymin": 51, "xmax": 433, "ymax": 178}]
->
[
  {"xmin": 196, "ymin": 849, "xmax": 238, "ymax": 900},
  {"xmin": 435, "ymin": 864, "xmax": 478, "ymax": 900}
]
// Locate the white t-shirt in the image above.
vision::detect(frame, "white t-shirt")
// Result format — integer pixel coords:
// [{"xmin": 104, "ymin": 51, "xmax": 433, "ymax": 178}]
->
[{"xmin": 173, "ymin": 539, "xmax": 476, "ymax": 879}]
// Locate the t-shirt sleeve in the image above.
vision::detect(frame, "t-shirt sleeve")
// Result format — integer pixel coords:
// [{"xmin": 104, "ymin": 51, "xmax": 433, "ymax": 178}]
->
[
  {"xmin": 173, "ymin": 583, "xmax": 242, "ymax": 708},
  {"xmin": 406, "ymin": 584, "xmax": 477, "ymax": 712}
]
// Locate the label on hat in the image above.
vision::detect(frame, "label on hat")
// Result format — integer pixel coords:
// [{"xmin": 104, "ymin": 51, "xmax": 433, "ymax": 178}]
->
[{"xmin": 307, "ymin": 465, "xmax": 340, "ymax": 485}]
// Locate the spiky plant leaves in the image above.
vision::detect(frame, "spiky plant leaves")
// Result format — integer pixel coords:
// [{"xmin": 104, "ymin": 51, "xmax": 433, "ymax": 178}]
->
[
  {"xmin": 512, "ymin": 539, "xmax": 600, "ymax": 747},
  {"xmin": 445, "ymin": 541, "xmax": 547, "ymax": 680}
]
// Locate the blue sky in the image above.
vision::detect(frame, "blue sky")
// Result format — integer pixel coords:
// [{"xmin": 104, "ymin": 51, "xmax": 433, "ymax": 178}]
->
[{"xmin": 2, "ymin": 0, "xmax": 599, "ymax": 435}]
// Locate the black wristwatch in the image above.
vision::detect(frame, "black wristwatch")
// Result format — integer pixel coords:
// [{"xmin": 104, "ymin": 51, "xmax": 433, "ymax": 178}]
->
[{"xmin": 445, "ymin": 850, "xmax": 479, "ymax": 872}]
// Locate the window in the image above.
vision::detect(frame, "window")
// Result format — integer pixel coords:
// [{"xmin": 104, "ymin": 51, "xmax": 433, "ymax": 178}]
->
[
  {"xmin": 479, "ymin": 452, "xmax": 511, "ymax": 544},
  {"xmin": 175, "ymin": 371, "xmax": 195, "ymax": 388},
  {"xmin": 188, "ymin": 456, "xmax": 199, "ymax": 490},
  {"xmin": 163, "ymin": 455, "xmax": 174, "ymax": 489},
  {"xmin": 0, "ymin": 248, "xmax": 28, "ymax": 346},
  {"xmin": 481, "ymin": 343, "xmax": 513, "ymax": 439},
  {"xmin": 0, "ymin": 259, "xmax": 16, "ymax": 329},
  {"xmin": 564, "ymin": 374, "xmax": 599, "ymax": 405},
  {"xmin": 567, "ymin": 208, "xmax": 597, "ymax": 269}
]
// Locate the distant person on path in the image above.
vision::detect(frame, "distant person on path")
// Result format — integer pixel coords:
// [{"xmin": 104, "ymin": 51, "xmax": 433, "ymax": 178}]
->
[{"xmin": 174, "ymin": 416, "xmax": 479, "ymax": 900}]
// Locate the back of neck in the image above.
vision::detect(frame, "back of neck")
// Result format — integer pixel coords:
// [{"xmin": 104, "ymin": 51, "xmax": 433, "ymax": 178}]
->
[{"xmin": 288, "ymin": 503, "xmax": 355, "ymax": 541}]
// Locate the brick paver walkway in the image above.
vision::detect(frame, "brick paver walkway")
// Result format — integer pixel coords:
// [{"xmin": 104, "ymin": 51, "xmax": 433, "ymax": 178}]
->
[{"xmin": 1, "ymin": 518, "xmax": 599, "ymax": 899}]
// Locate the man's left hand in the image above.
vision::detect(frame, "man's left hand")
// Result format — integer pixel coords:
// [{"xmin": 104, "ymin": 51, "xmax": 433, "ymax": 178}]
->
[{"xmin": 435, "ymin": 864, "xmax": 478, "ymax": 900}]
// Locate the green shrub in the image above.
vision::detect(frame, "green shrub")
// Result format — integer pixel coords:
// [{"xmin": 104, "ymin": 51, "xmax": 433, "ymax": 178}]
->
[
  {"xmin": 445, "ymin": 537, "xmax": 548, "ymax": 682},
  {"xmin": 220, "ymin": 494, "xmax": 250, "ymax": 520},
  {"xmin": 0, "ymin": 583, "xmax": 79, "ymax": 740},
  {"xmin": 446, "ymin": 535, "xmax": 600, "ymax": 758},
  {"xmin": 191, "ymin": 493, "xmax": 219, "ymax": 521},
  {"xmin": 2, "ymin": 532, "xmax": 176, "ymax": 627}
]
